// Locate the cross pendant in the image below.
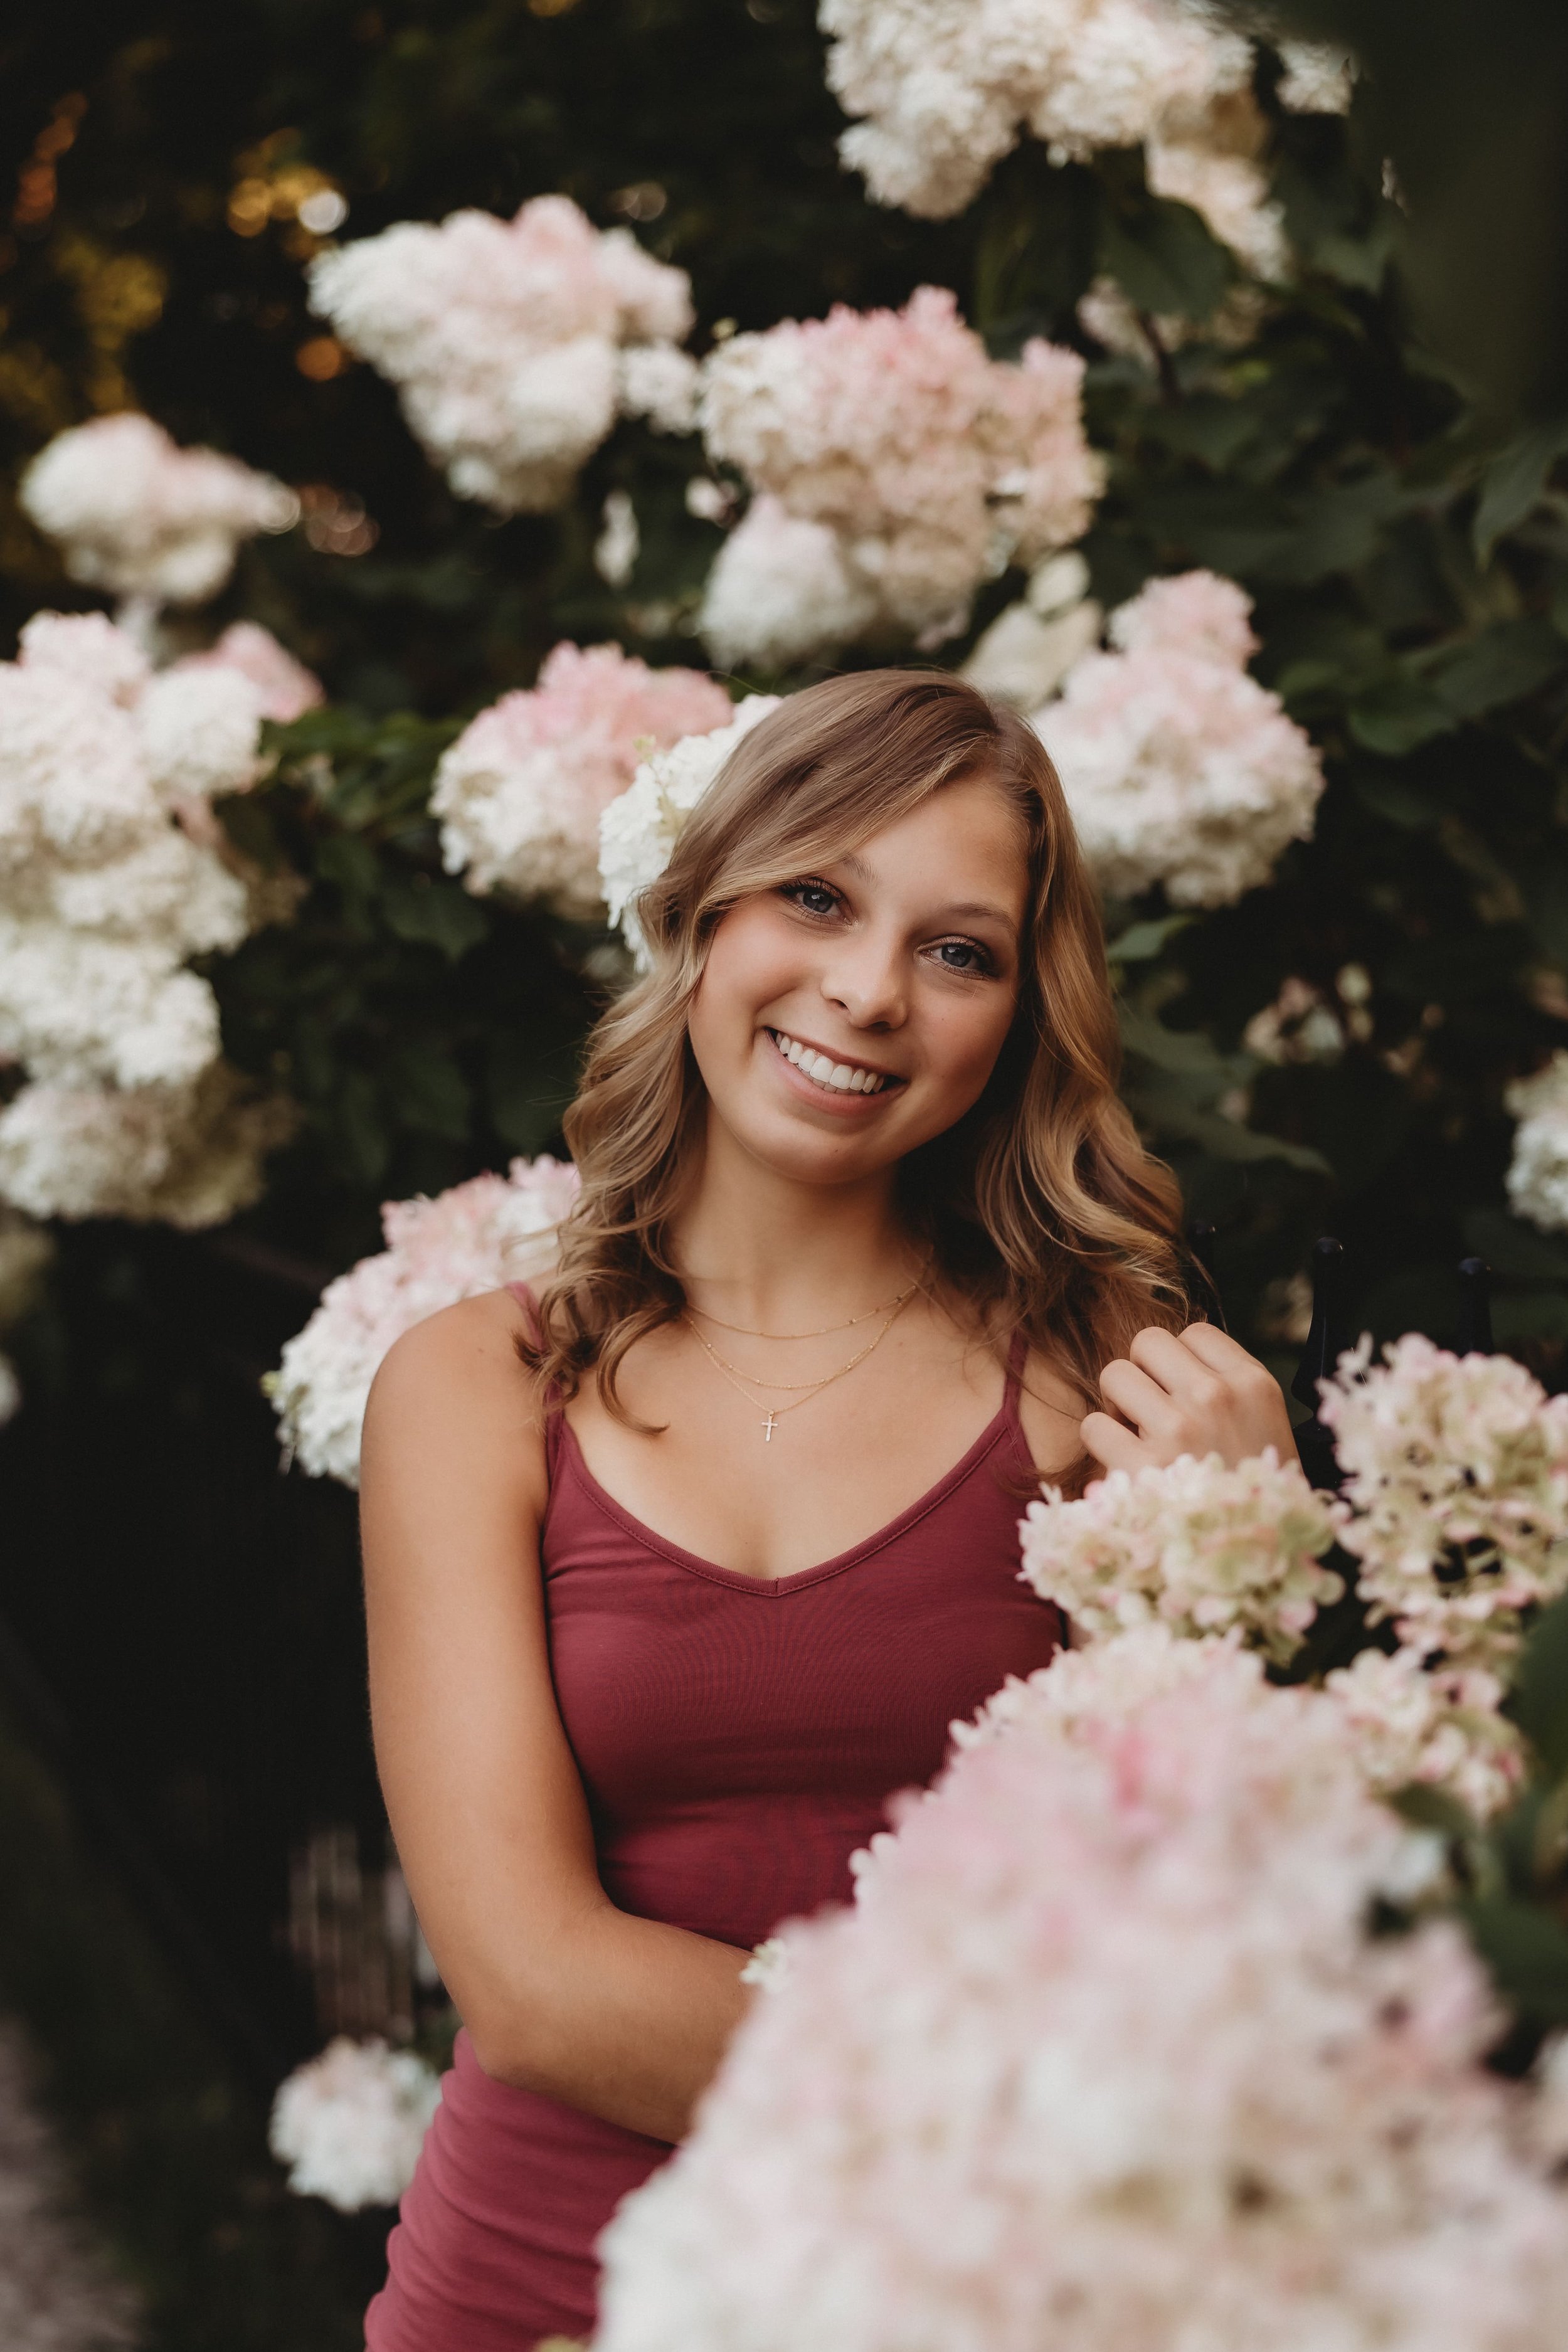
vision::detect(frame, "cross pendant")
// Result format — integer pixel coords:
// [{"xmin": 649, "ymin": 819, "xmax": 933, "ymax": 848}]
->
[{"xmin": 763, "ymin": 1412, "xmax": 777, "ymax": 1443}]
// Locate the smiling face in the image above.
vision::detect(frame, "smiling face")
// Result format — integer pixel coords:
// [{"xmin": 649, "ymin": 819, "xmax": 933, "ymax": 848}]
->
[{"xmin": 685, "ymin": 771, "xmax": 1032, "ymax": 1189}]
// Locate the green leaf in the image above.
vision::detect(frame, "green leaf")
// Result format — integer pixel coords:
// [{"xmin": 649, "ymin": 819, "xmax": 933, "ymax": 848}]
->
[
  {"xmin": 1509, "ymin": 1593, "xmax": 1568, "ymax": 1777},
  {"xmin": 1255, "ymin": 472, "xmax": 1406, "ymax": 588},
  {"xmin": 1493, "ymin": 1291, "xmax": 1568, "ymax": 1343},
  {"xmin": 1131, "ymin": 1085, "xmax": 1332, "ymax": 1170},
  {"xmin": 1106, "ymin": 914, "xmax": 1190, "ymax": 964},
  {"xmin": 1461, "ymin": 1895, "xmax": 1568, "ymax": 2023},
  {"xmin": 1473, "ymin": 418, "xmax": 1568, "ymax": 563},
  {"xmin": 379, "ymin": 876, "xmax": 489, "ymax": 961},
  {"xmin": 1098, "ymin": 194, "xmax": 1231, "ymax": 321},
  {"xmin": 1431, "ymin": 618, "xmax": 1564, "ymax": 718},
  {"xmin": 1389, "ymin": 1783, "xmax": 1478, "ymax": 1839},
  {"xmin": 1347, "ymin": 675, "xmax": 1456, "ymax": 756},
  {"xmin": 1463, "ymin": 1206, "xmax": 1568, "ymax": 1283},
  {"xmin": 314, "ymin": 834, "xmax": 381, "ymax": 901},
  {"xmin": 326, "ymin": 1069, "xmax": 389, "ymax": 1187},
  {"xmin": 384, "ymin": 1042, "xmax": 471, "ymax": 1142},
  {"xmin": 1352, "ymin": 770, "xmax": 1442, "ymax": 827}
]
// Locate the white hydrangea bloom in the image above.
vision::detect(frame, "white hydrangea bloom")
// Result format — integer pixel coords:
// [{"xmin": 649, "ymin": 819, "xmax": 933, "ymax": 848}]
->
[
  {"xmin": 1324, "ymin": 1646, "xmax": 1526, "ymax": 1824},
  {"xmin": 308, "ymin": 194, "xmax": 695, "ymax": 514},
  {"xmin": 1033, "ymin": 569, "xmax": 1325, "ymax": 906},
  {"xmin": 1019, "ymin": 1445, "xmax": 1343, "ymax": 1664},
  {"xmin": 136, "ymin": 665, "xmax": 268, "ymax": 808},
  {"xmin": 697, "ymin": 287, "xmax": 1102, "ymax": 665},
  {"xmin": 0, "ymin": 1070, "xmax": 293, "ymax": 1228},
  {"xmin": 1276, "ymin": 38, "xmax": 1355, "ymax": 115},
  {"xmin": 1318, "ymin": 1334, "xmax": 1568, "ymax": 1672},
  {"xmin": 618, "ymin": 342, "xmax": 704, "ymax": 435},
  {"xmin": 432, "ymin": 644, "xmax": 733, "ymax": 922},
  {"xmin": 1505, "ymin": 1052, "xmax": 1568, "ymax": 1232},
  {"xmin": 598, "ymin": 1630, "xmax": 1568, "ymax": 2352},
  {"xmin": 697, "ymin": 497, "xmax": 879, "ymax": 672},
  {"xmin": 1145, "ymin": 135, "xmax": 1286, "ymax": 279},
  {"xmin": 268, "ymin": 1155, "xmax": 580, "ymax": 1486},
  {"xmin": 167, "ymin": 620, "xmax": 324, "ymax": 723},
  {"xmin": 820, "ymin": 0, "xmax": 1350, "ymax": 264},
  {"xmin": 20, "ymin": 413, "xmax": 297, "ymax": 605},
  {"xmin": 270, "ymin": 2037, "xmax": 441, "ymax": 2213},
  {"xmin": 598, "ymin": 697, "xmax": 782, "ymax": 967},
  {"xmin": 0, "ymin": 612, "xmax": 265, "ymax": 1113}
]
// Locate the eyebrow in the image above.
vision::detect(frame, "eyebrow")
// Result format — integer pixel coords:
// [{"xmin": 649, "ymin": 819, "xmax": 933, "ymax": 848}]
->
[{"xmin": 837, "ymin": 852, "xmax": 1014, "ymax": 927}]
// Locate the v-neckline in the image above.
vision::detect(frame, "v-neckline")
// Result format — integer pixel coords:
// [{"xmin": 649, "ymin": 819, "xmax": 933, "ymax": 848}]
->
[{"xmin": 554, "ymin": 1404, "xmax": 1019, "ymax": 1594}]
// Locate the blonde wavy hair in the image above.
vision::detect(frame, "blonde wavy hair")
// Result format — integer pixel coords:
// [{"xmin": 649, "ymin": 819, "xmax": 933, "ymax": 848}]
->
[{"xmin": 522, "ymin": 669, "xmax": 1190, "ymax": 1440}]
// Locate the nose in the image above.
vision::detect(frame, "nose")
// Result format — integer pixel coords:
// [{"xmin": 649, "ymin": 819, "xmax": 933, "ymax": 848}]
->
[{"xmin": 818, "ymin": 924, "xmax": 906, "ymax": 1032}]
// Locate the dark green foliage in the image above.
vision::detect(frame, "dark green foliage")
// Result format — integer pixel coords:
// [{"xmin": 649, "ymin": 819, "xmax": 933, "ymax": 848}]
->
[{"xmin": 4, "ymin": 0, "xmax": 1568, "ymax": 1359}]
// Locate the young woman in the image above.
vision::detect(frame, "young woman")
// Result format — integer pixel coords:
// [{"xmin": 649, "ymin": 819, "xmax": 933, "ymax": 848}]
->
[{"xmin": 359, "ymin": 671, "xmax": 1295, "ymax": 2349}]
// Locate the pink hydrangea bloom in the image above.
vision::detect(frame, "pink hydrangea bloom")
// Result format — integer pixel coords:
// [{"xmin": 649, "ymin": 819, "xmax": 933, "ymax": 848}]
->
[
  {"xmin": 1019, "ymin": 1446, "xmax": 1343, "ymax": 1664},
  {"xmin": 1318, "ymin": 1334, "xmax": 1568, "ymax": 1670},
  {"xmin": 309, "ymin": 195, "xmax": 694, "ymax": 514},
  {"xmin": 1034, "ymin": 568, "xmax": 1325, "ymax": 906},
  {"xmin": 1324, "ymin": 1646, "xmax": 1527, "ymax": 1823},
  {"xmin": 597, "ymin": 1632, "xmax": 1568, "ymax": 2352},
  {"xmin": 432, "ymin": 644, "xmax": 733, "ymax": 920},
  {"xmin": 19, "ymin": 413, "xmax": 297, "ymax": 605},
  {"xmin": 698, "ymin": 285, "xmax": 1102, "ymax": 663},
  {"xmin": 268, "ymin": 1155, "xmax": 580, "ymax": 1485},
  {"xmin": 171, "ymin": 622, "xmax": 324, "ymax": 723}
]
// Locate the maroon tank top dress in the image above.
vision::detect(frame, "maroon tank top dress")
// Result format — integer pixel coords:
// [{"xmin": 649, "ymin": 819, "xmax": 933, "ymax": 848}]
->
[{"xmin": 364, "ymin": 1297, "xmax": 1062, "ymax": 2350}]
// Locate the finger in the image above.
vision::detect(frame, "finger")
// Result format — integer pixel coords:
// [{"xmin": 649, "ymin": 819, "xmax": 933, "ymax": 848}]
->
[
  {"xmin": 1127, "ymin": 1326, "xmax": 1226, "ymax": 1414},
  {"xmin": 1178, "ymin": 1323, "xmax": 1288, "ymax": 1415},
  {"xmin": 1080, "ymin": 1409, "xmax": 1154, "ymax": 1474},
  {"xmin": 1177, "ymin": 1322, "xmax": 1270, "ymax": 1379},
  {"xmin": 1098, "ymin": 1357, "xmax": 1187, "ymax": 1438}
]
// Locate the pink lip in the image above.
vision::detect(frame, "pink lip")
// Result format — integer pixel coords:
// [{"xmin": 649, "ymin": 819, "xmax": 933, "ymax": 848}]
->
[{"xmin": 761, "ymin": 1029, "xmax": 905, "ymax": 1116}]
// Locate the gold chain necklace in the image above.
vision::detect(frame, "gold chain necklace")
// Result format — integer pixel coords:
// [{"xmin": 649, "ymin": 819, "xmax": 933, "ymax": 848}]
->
[
  {"xmin": 686, "ymin": 1273, "xmax": 923, "ymax": 1343},
  {"xmin": 682, "ymin": 1288, "xmax": 914, "ymax": 1441}
]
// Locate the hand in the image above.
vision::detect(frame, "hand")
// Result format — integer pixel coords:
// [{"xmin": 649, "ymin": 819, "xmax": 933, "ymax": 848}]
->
[{"xmin": 1082, "ymin": 1323, "xmax": 1296, "ymax": 1477}]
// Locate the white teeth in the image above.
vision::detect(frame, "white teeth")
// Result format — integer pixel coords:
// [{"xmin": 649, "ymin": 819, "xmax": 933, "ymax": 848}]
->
[{"xmin": 771, "ymin": 1031, "xmax": 887, "ymax": 1096}]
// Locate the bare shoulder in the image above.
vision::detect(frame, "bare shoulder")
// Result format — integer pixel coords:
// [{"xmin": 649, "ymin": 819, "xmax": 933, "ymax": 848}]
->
[
  {"xmin": 363, "ymin": 1288, "xmax": 548, "ymax": 1503},
  {"xmin": 1015, "ymin": 1347, "xmax": 1088, "ymax": 1485}
]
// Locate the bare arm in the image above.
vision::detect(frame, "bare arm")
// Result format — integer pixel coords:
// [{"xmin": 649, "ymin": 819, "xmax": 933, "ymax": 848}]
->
[{"xmin": 359, "ymin": 1291, "xmax": 750, "ymax": 2144}]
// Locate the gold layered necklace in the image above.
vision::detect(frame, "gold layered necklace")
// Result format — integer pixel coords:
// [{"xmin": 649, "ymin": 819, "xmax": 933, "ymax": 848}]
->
[
  {"xmin": 686, "ymin": 1274, "xmax": 922, "ymax": 1342},
  {"xmin": 682, "ymin": 1281, "xmax": 920, "ymax": 1443}
]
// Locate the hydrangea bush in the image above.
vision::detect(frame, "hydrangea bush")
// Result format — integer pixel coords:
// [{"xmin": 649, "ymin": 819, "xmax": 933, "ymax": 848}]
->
[{"xmin": 595, "ymin": 1634, "xmax": 1568, "ymax": 2352}]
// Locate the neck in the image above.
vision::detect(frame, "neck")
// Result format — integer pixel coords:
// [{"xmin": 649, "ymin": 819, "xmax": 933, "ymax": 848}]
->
[{"xmin": 669, "ymin": 1106, "xmax": 921, "ymax": 1328}]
